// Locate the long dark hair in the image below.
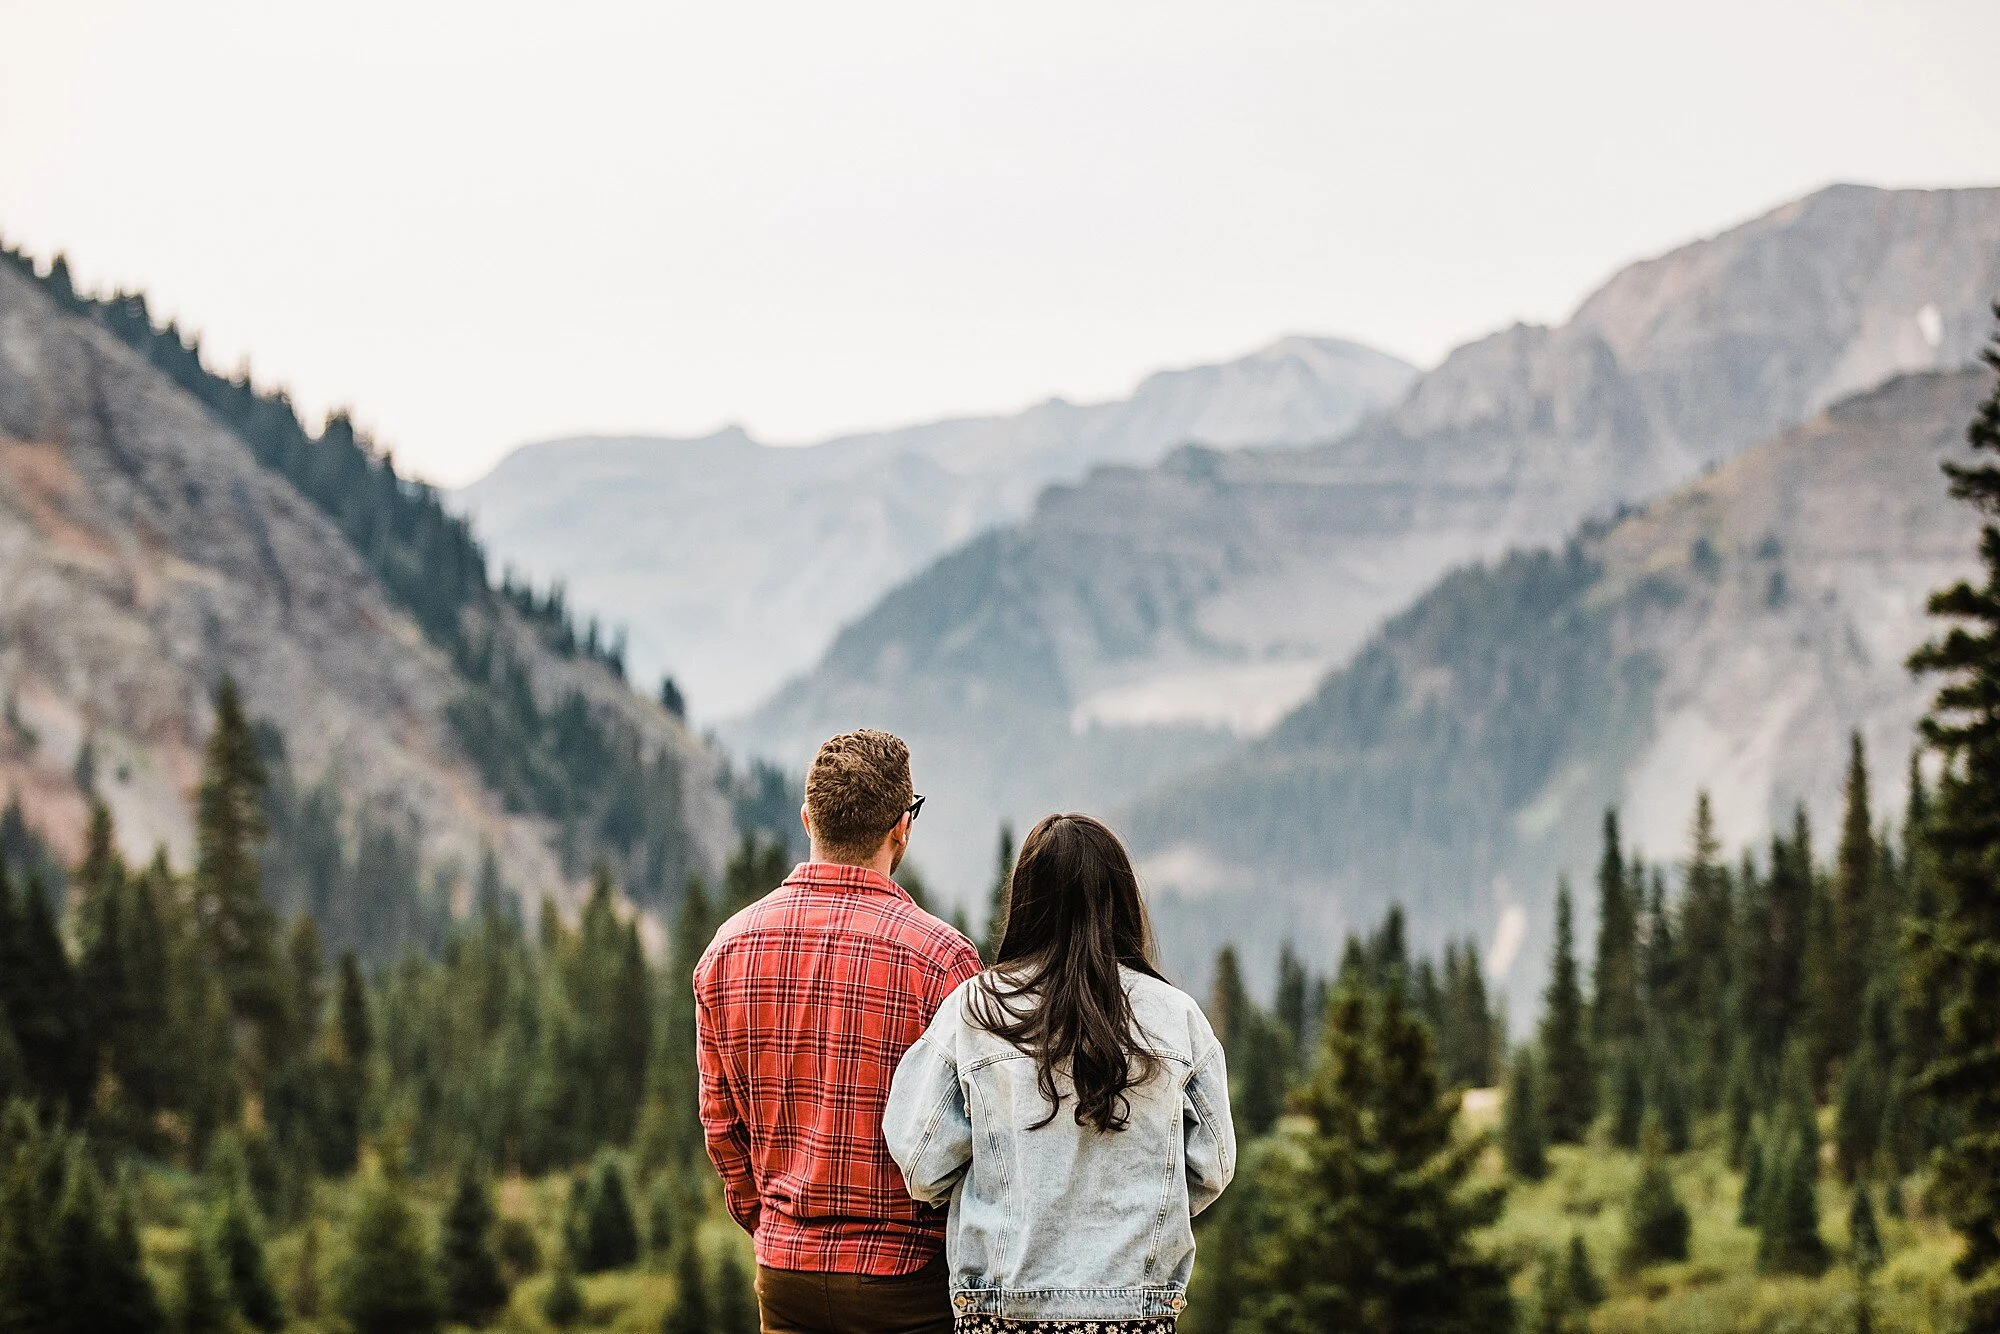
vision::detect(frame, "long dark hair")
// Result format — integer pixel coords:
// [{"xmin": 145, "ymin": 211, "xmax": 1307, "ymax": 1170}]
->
[{"xmin": 966, "ymin": 813, "xmax": 1164, "ymax": 1133}]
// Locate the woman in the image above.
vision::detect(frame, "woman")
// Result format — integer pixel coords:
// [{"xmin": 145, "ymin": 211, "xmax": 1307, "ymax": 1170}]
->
[{"xmin": 883, "ymin": 813, "xmax": 1235, "ymax": 1332}]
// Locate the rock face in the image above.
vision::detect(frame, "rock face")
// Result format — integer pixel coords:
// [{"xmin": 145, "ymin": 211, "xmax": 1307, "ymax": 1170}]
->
[
  {"xmin": 729, "ymin": 184, "xmax": 2000, "ymax": 908},
  {"xmin": 455, "ymin": 336, "xmax": 1416, "ymax": 719},
  {"xmin": 1128, "ymin": 368, "xmax": 1987, "ymax": 1006},
  {"xmin": 0, "ymin": 260, "xmax": 733, "ymax": 906}
]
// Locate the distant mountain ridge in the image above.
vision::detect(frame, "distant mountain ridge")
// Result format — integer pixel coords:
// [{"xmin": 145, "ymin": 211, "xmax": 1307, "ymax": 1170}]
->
[
  {"xmin": 1130, "ymin": 368, "xmax": 1986, "ymax": 1005},
  {"xmin": 455, "ymin": 335, "xmax": 1417, "ymax": 718},
  {"xmin": 730, "ymin": 183, "xmax": 2000, "ymax": 908}
]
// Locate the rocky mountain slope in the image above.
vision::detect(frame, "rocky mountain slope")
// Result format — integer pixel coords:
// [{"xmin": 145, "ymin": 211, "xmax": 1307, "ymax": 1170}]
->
[
  {"xmin": 730, "ymin": 184, "xmax": 2000, "ymax": 907},
  {"xmin": 1128, "ymin": 368, "xmax": 1986, "ymax": 1005},
  {"xmin": 456, "ymin": 336, "xmax": 1416, "ymax": 719},
  {"xmin": 0, "ymin": 255, "xmax": 735, "ymax": 926}
]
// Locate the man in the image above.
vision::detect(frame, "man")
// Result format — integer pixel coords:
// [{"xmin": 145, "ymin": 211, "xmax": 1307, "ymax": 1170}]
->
[{"xmin": 695, "ymin": 729, "xmax": 982, "ymax": 1334}]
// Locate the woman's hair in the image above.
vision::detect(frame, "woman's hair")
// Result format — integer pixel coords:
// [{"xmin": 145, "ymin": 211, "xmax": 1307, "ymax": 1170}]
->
[{"xmin": 965, "ymin": 813, "xmax": 1163, "ymax": 1133}]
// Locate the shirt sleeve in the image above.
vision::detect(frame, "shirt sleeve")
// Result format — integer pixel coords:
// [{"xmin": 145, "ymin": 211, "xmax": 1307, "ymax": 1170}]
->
[
  {"xmin": 1182, "ymin": 1022, "xmax": 1237, "ymax": 1218},
  {"xmin": 693, "ymin": 981, "xmax": 761, "ymax": 1233},
  {"xmin": 883, "ymin": 1018, "xmax": 974, "ymax": 1205}
]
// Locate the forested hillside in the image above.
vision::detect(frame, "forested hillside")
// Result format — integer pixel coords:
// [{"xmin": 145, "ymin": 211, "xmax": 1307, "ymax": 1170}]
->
[
  {"xmin": 1132, "ymin": 369, "xmax": 1986, "ymax": 1005},
  {"xmin": 0, "ymin": 243, "xmax": 749, "ymax": 943}
]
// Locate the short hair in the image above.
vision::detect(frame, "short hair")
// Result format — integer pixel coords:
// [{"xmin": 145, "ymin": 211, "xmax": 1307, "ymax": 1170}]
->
[{"xmin": 805, "ymin": 730, "xmax": 913, "ymax": 862}]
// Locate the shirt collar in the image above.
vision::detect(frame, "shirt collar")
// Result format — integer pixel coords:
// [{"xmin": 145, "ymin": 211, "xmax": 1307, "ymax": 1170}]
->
[{"xmin": 784, "ymin": 860, "xmax": 911, "ymax": 902}]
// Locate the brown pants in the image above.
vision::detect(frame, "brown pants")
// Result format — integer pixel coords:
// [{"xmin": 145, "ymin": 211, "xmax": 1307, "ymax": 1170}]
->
[{"xmin": 755, "ymin": 1254, "xmax": 953, "ymax": 1334}]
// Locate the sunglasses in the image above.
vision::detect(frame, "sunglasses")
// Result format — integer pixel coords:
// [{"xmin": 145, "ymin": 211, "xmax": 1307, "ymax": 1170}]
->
[{"xmin": 906, "ymin": 795, "xmax": 925, "ymax": 824}]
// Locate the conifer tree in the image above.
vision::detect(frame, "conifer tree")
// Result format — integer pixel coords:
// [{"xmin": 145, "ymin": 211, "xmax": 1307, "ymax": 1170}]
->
[
  {"xmin": 336, "ymin": 1173, "xmax": 441, "ymax": 1334},
  {"xmin": 1240, "ymin": 983, "xmax": 1511, "ymax": 1332},
  {"xmin": 1824, "ymin": 733, "xmax": 1877, "ymax": 1065},
  {"xmin": 1652, "ymin": 1054, "xmax": 1691, "ymax": 1155},
  {"xmin": 1609, "ymin": 1047, "xmax": 1645, "ymax": 1150},
  {"xmin": 1680, "ymin": 793, "xmax": 1734, "ymax": 1084},
  {"xmin": 1209, "ymin": 946, "xmax": 1249, "ymax": 1052},
  {"xmin": 982, "ymin": 823, "xmax": 1015, "ymax": 962},
  {"xmin": 211, "ymin": 1178, "xmax": 283, "ymax": 1331},
  {"xmin": 1564, "ymin": 1233, "xmax": 1605, "ymax": 1309},
  {"xmin": 541, "ymin": 1248, "xmax": 584, "ymax": 1328},
  {"xmin": 1906, "ymin": 304, "xmax": 2000, "ymax": 1333},
  {"xmin": 1591, "ymin": 811, "xmax": 1640, "ymax": 1054},
  {"xmin": 194, "ymin": 678, "xmax": 280, "ymax": 1056},
  {"xmin": 1274, "ymin": 943, "xmax": 1309, "ymax": 1062},
  {"xmin": 578, "ymin": 1154, "xmax": 640, "ymax": 1273},
  {"xmin": 1539, "ymin": 882, "xmax": 1594, "ymax": 1143},
  {"xmin": 1502, "ymin": 1047, "xmax": 1549, "ymax": 1181},
  {"xmin": 1738, "ymin": 1136, "xmax": 1765, "ymax": 1229},
  {"xmin": 662, "ymin": 1240, "xmax": 709, "ymax": 1334},
  {"xmin": 657, "ymin": 876, "xmax": 712, "ymax": 1169},
  {"xmin": 1624, "ymin": 1124, "xmax": 1691, "ymax": 1269},
  {"xmin": 1756, "ymin": 1130, "xmax": 1829, "ymax": 1277},
  {"xmin": 714, "ymin": 1246, "xmax": 758, "ymax": 1334},
  {"xmin": 5, "ymin": 864, "xmax": 90, "ymax": 1111},
  {"xmin": 439, "ymin": 1163, "xmax": 508, "ymax": 1326},
  {"xmin": 177, "ymin": 1224, "xmax": 232, "ymax": 1334},
  {"xmin": 287, "ymin": 1221, "xmax": 323, "ymax": 1323},
  {"xmin": 1850, "ymin": 1183, "xmax": 1884, "ymax": 1277}
]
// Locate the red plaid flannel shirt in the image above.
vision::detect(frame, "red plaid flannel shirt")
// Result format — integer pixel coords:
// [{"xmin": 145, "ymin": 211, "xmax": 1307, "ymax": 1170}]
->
[{"xmin": 693, "ymin": 861, "xmax": 982, "ymax": 1274}]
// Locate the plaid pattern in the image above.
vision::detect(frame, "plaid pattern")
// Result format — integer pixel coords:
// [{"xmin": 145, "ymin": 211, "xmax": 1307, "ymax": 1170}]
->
[{"xmin": 695, "ymin": 861, "xmax": 983, "ymax": 1275}]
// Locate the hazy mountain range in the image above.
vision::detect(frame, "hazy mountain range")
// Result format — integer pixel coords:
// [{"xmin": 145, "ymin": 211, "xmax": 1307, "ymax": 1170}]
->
[
  {"xmin": 456, "ymin": 336, "xmax": 1418, "ymax": 718},
  {"xmin": 1134, "ymin": 368, "xmax": 1984, "ymax": 1003},
  {"xmin": 727, "ymin": 183, "xmax": 2000, "ymax": 954}
]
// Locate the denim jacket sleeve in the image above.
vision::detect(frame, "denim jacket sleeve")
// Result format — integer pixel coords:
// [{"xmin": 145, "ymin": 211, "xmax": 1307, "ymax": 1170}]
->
[
  {"xmin": 1182, "ymin": 1029, "xmax": 1236, "ymax": 1218},
  {"xmin": 884, "ymin": 1031, "xmax": 973, "ymax": 1206}
]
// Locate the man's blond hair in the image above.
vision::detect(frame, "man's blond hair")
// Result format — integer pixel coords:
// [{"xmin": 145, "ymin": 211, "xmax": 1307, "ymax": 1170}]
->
[{"xmin": 805, "ymin": 730, "xmax": 913, "ymax": 863}]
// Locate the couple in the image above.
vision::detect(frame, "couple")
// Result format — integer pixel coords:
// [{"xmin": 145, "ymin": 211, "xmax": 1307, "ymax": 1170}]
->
[{"xmin": 694, "ymin": 729, "xmax": 1237, "ymax": 1334}]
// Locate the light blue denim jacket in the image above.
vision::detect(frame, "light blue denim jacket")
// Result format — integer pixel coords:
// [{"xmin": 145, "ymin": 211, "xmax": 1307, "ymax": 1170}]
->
[{"xmin": 882, "ymin": 967, "xmax": 1235, "ymax": 1322}]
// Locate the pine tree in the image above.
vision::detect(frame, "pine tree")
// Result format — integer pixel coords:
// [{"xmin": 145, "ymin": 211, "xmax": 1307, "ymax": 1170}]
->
[
  {"xmin": 1906, "ymin": 303, "xmax": 2000, "ymax": 1332},
  {"xmin": 1564, "ymin": 1233, "xmax": 1605, "ymax": 1308},
  {"xmin": 1502, "ymin": 1047, "xmax": 1549, "ymax": 1181},
  {"xmin": 5, "ymin": 863, "xmax": 90, "ymax": 1111},
  {"xmin": 1240, "ymin": 984, "xmax": 1511, "ymax": 1332},
  {"xmin": 1850, "ymin": 1183, "xmax": 1885, "ymax": 1277},
  {"xmin": 1680, "ymin": 792, "xmax": 1734, "ymax": 1089},
  {"xmin": 1274, "ymin": 943, "xmax": 1309, "ymax": 1063},
  {"xmin": 335, "ymin": 1173, "xmax": 441, "ymax": 1334},
  {"xmin": 1591, "ymin": 810, "xmax": 1640, "ymax": 1054},
  {"xmin": 1738, "ymin": 1135, "xmax": 1765, "ymax": 1229},
  {"xmin": 1209, "ymin": 946, "xmax": 1249, "ymax": 1052},
  {"xmin": 981, "ymin": 823, "xmax": 1015, "ymax": 962},
  {"xmin": 176, "ymin": 1224, "xmax": 232, "ymax": 1334},
  {"xmin": 439, "ymin": 1164, "xmax": 509, "ymax": 1326},
  {"xmin": 287, "ymin": 1221, "xmax": 323, "ymax": 1323},
  {"xmin": 194, "ymin": 678, "xmax": 280, "ymax": 1056},
  {"xmin": 1823, "ymin": 733, "xmax": 1877, "ymax": 1066},
  {"xmin": 1756, "ymin": 1130, "xmax": 1829, "ymax": 1277},
  {"xmin": 541, "ymin": 1248, "xmax": 584, "ymax": 1327},
  {"xmin": 1653, "ymin": 1053, "xmax": 1692, "ymax": 1155},
  {"xmin": 1609, "ymin": 1045, "xmax": 1645, "ymax": 1151},
  {"xmin": 1623, "ymin": 1124, "xmax": 1691, "ymax": 1269},
  {"xmin": 1540, "ymin": 882, "xmax": 1595, "ymax": 1143},
  {"xmin": 578, "ymin": 1154, "xmax": 640, "ymax": 1273},
  {"xmin": 714, "ymin": 1246, "xmax": 758, "ymax": 1334},
  {"xmin": 1836, "ymin": 1039, "xmax": 1888, "ymax": 1183},
  {"xmin": 211, "ymin": 1179, "xmax": 283, "ymax": 1331},
  {"xmin": 662, "ymin": 1240, "xmax": 709, "ymax": 1334}
]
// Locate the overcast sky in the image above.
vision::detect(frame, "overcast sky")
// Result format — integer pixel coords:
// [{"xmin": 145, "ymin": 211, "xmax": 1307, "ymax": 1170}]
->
[{"xmin": 2, "ymin": 1, "xmax": 1997, "ymax": 486}]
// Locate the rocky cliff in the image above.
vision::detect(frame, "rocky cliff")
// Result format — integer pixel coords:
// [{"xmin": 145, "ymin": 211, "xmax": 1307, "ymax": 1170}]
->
[{"xmin": 0, "ymin": 257, "xmax": 734, "ymax": 921}]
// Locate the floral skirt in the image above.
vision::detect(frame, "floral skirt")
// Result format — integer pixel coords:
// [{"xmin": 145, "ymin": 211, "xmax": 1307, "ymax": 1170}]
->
[{"xmin": 955, "ymin": 1318, "xmax": 1176, "ymax": 1334}]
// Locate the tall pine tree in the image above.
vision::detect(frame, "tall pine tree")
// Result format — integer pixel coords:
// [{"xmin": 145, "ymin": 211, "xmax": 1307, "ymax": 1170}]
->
[
  {"xmin": 194, "ymin": 678, "xmax": 280, "ymax": 1071},
  {"xmin": 1540, "ymin": 882, "xmax": 1595, "ymax": 1143},
  {"xmin": 1906, "ymin": 301, "xmax": 2000, "ymax": 1330}
]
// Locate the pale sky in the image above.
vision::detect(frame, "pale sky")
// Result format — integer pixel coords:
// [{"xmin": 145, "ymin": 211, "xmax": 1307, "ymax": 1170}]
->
[{"xmin": 2, "ymin": 1, "xmax": 1996, "ymax": 486}]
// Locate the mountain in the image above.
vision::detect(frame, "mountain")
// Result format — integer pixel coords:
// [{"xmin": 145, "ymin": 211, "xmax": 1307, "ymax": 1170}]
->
[
  {"xmin": 454, "ymin": 336, "xmax": 1417, "ymax": 719},
  {"xmin": 0, "ymin": 251, "xmax": 736, "ymax": 947},
  {"xmin": 730, "ymin": 184, "xmax": 2000, "ymax": 908},
  {"xmin": 1129, "ymin": 367, "xmax": 1986, "ymax": 1005}
]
